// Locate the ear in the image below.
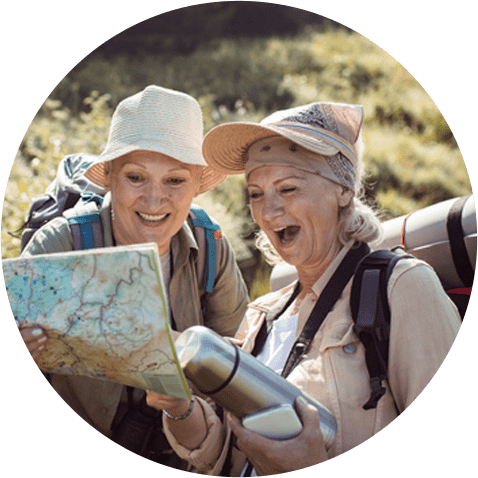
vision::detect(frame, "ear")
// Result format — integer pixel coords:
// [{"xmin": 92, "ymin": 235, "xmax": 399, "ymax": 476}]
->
[
  {"xmin": 193, "ymin": 166, "xmax": 204, "ymax": 197},
  {"xmin": 103, "ymin": 162, "xmax": 113, "ymax": 191},
  {"xmin": 337, "ymin": 187, "xmax": 353, "ymax": 208}
]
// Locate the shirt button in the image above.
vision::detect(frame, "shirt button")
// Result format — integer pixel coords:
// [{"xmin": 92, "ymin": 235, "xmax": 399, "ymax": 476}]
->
[{"xmin": 343, "ymin": 343, "xmax": 356, "ymax": 354}]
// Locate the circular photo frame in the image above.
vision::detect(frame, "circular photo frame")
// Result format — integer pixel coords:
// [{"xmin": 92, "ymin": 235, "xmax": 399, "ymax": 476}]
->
[{"xmin": 1, "ymin": 2, "xmax": 475, "ymax": 477}]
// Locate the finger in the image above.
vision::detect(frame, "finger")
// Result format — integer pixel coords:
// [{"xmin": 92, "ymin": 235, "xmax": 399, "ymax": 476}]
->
[
  {"xmin": 20, "ymin": 327, "xmax": 47, "ymax": 358},
  {"xmin": 227, "ymin": 413, "xmax": 276, "ymax": 453},
  {"xmin": 30, "ymin": 344, "xmax": 46, "ymax": 359},
  {"xmin": 26, "ymin": 337, "xmax": 47, "ymax": 359},
  {"xmin": 145, "ymin": 391, "xmax": 190, "ymax": 413},
  {"xmin": 146, "ymin": 391, "xmax": 174, "ymax": 400},
  {"xmin": 171, "ymin": 330, "xmax": 181, "ymax": 340},
  {"xmin": 20, "ymin": 327, "xmax": 45, "ymax": 344},
  {"xmin": 295, "ymin": 396, "xmax": 321, "ymax": 428},
  {"xmin": 295, "ymin": 397, "xmax": 326, "ymax": 453},
  {"xmin": 145, "ymin": 391, "xmax": 176, "ymax": 407}
]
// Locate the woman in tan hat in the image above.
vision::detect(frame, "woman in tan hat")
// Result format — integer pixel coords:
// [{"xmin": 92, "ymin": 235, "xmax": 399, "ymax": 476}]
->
[
  {"xmin": 19, "ymin": 85, "xmax": 248, "ymax": 467},
  {"xmin": 145, "ymin": 101, "xmax": 460, "ymax": 475}
]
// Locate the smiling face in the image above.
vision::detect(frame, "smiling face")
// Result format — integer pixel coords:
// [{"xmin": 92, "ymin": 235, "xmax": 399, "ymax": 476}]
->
[
  {"xmin": 247, "ymin": 164, "xmax": 353, "ymax": 279},
  {"xmin": 104, "ymin": 150, "xmax": 201, "ymax": 255}
]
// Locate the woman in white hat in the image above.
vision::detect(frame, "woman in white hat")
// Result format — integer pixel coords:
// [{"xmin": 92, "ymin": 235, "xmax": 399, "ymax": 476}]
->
[
  {"xmin": 19, "ymin": 85, "xmax": 249, "ymax": 467},
  {"xmin": 145, "ymin": 101, "xmax": 460, "ymax": 475}
]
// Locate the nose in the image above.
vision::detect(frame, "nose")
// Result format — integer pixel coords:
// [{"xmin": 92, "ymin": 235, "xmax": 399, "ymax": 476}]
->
[
  {"xmin": 259, "ymin": 191, "xmax": 284, "ymax": 222},
  {"xmin": 143, "ymin": 180, "xmax": 167, "ymax": 209}
]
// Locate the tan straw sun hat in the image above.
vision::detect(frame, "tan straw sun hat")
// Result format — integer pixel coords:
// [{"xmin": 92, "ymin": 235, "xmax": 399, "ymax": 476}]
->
[
  {"xmin": 202, "ymin": 101, "xmax": 364, "ymax": 176},
  {"xmin": 86, "ymin": 85, "xmax": 227, "ymax": 194}
]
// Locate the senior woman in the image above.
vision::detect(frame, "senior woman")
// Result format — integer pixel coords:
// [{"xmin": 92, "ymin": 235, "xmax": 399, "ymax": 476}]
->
[
  {"xmin": 19, "ymin": 85, "xmax": 249, "ymax": 466},
  {"xmin": 146, "ymin": 101, "xmax": 461, "ymax": 475}
]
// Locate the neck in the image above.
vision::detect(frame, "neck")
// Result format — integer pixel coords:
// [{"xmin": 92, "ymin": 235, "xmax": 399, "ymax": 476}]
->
[{"xmin": 296, "ymin": 240, "xmax": 343, "ymax": 294}]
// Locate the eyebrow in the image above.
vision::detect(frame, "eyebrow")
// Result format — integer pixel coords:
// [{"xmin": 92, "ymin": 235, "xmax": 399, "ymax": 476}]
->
[
  {"xmin": 120, "ymin": 161, "xmax": 193, "ymax": 174},
  {"xmin": 247, "ymin": 173, "xmax": 307, "ymax": 188}
]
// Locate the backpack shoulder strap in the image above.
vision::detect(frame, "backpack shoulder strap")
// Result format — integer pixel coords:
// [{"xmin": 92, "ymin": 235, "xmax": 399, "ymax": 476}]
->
[
  {"xmin": 447, "ymin": 195, "xmax": 474, "ymax": 288},
  {"xmin": 350, "ymin": 248, "xmax": 412, "ymax": 410},
  {"xmin": 281, "ymin": 242, "xmax": 371, "ymax": 378},
  {"xmin": 63, "ymin": 197, "xmax": 104, "ymax": 250},
  {"xmin": 189, "ymin": 204, "xmax": 222, "ymax": 293}
]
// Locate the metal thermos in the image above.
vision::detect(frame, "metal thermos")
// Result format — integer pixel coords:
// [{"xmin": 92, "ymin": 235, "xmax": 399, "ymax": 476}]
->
[{"xmin": 175, "ymin": 325, "xmax": 337, "ymax": 447}]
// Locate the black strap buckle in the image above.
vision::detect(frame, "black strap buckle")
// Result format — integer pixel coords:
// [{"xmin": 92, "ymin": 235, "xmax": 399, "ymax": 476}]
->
[{"xmin": 363, "ymin": 377, "xmax": 386, "ymax": 410}]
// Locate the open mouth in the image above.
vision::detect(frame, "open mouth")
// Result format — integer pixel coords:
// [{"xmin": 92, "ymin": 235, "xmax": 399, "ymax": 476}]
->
[
  {"xmin": 136, "ymin": 212, "xmax": 170, "ymax": 224},
  {"xmin": 275, "ymin": 225, "xmax": 300, "ymax": 244}
]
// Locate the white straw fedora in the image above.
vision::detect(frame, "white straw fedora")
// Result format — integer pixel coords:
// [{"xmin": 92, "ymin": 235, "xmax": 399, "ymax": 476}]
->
[
  {"xmin": 86, "ymin": 85, "xmax": 227, "ymax": 194},
  {"xmin": 202, "ymin": 101, "xmax": 364, "ymax": 175}
]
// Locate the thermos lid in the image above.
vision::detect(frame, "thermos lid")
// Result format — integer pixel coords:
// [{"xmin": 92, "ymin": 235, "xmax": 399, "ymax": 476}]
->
[{"xmin": 176, "ymin": 326, "xmax": 237, "ymax": 394}]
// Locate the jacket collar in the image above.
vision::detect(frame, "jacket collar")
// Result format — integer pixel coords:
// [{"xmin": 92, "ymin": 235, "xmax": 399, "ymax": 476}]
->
[{"xmin": 170, "ymin": 215, "xmax": 199, "ymax": 270}]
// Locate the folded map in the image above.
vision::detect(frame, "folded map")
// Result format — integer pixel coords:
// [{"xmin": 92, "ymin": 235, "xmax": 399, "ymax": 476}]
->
[{"xmin": 3, "ymin": 243, "xmax": 190, "ymax": 399}]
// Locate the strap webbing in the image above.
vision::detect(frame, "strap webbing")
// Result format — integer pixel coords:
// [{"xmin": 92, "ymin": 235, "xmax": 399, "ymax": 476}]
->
[
  {"xmin": 447, "ymin": 195, "xmax": 474, "ymax": 287},
  {"xmin": 351, "ymin": 249, "xmax": 412, "ymax": 409},
  {"xmin": 64, "ymin": 197, "xmax": 104, "ymax": 251},
  {"xmin": 281, "ymin": 242, "xmax": 371, "ymax": 378},
  {"xmin": 189, "ymin": 204, "xmax": 221, "ymax": 293},
  {"xmin": 68, "ymin": 213, "xmax": 103, "ymax": 250}
]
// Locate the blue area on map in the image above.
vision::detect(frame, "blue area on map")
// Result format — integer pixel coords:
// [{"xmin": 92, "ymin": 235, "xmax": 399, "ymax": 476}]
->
[{"xmin": 5, "ymin": 262, "xmax": 75, "ymax": 324}]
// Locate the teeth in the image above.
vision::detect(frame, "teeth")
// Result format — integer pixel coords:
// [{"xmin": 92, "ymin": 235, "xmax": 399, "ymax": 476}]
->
[
  {"xmin": 275, "ymin": 225, "xmax": 300, "ymax": 244},
  {"xmin": 137, "ymin": 212, "xmax": 168, "ymax": 222}
]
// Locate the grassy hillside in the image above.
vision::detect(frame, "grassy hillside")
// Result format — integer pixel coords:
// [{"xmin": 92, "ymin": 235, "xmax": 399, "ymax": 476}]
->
[{"xmin": 2, "ymin": 25, "xmax": 471, "ymax": 295}]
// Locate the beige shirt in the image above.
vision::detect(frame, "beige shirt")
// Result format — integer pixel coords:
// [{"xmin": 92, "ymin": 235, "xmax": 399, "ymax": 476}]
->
[
  {"xmin": 22, "ymin": 193, "xmax": 249, "ymax": 436},
  {"xmin": 164, "ymin": 243, "xmax": 461, "ymax": 475}
]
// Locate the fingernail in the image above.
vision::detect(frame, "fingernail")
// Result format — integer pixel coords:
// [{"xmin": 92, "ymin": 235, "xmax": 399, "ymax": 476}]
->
[
  {"xmin": 37, "ymin": 336, "xmax": 47, "ymax": 343},
  {"xmin": 31, "ymin": 328, "xmax": 43, "ymax": 336}
]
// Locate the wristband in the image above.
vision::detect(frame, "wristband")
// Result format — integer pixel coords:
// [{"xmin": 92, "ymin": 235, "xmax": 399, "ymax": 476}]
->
[{"xmin": 163, "ymin": 397, "xmax": 195, "ymax": 421}]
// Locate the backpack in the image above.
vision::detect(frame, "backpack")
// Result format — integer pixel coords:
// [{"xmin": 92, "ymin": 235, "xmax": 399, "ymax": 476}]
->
[
  {"xmin": 351, "ymin": 195, "xmax": 475, "ymax": 410},
  {"xmin": 19, "ymin": 153, "xmax": 221, "ymax": 293},
  {"xmin": 267, "ymin": 195, "xmax": 475, "ymax": 410}
]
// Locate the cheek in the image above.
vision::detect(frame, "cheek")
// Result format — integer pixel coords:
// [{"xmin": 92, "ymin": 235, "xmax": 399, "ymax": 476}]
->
[
  {"xmin": 111, "ymin": 176, "xmax": 141, "ymax": 205},
  {"xmin": 249, "ymin": 203, "xmax": 263, "ymax": 227},
  {"xmin": 170, "ymin": 188, "xmax": 197, "ymax": 222}
]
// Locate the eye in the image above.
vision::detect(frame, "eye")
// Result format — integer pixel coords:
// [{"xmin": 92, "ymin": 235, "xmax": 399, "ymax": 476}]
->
[
  {"xmin": 280, "ymin": 186, "xmax": 296, "ymax": 194},
  {"xmin": 126, "ymin": 173, "xmax": 144, "ymax": 183},
  {"xmin": 248, "ymin": 190, "xmax": 263, "ymax": 200},
  {"xmin": 166, "ymin": 177, "xmax": 187, "ymax": 186}
]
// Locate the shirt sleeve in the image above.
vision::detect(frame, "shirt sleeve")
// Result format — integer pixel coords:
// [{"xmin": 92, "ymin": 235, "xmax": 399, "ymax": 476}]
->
[
  {"xmin": 162, "ymin": 396, "xmax": 226, "ymax": 472},
  {"xmin": 387, "ymin": 259, "xmax": 461, "ymax": 412},
  {"xmin": 21, "ymin": 217, "xmax": 74, "ymax": 256},
  {"xmin": 202, "ymin": 233, "xmax": 249, "ymax": 337}
]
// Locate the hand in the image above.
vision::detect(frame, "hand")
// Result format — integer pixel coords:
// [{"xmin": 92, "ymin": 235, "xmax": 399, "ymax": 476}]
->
[
  {"xmin": 20, "ymin": 326, "xmax": 47, "ymax": 359},
  {"xmin": 228, "ymin": 396, "xmax": 328, "ymax": 475},
  {"xmin": 145, "ymin": 390, "xmax": 191, "ymax": 418}
]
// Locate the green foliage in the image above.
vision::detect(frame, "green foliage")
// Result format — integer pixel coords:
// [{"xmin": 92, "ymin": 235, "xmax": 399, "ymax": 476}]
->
[
  {"xmin": 2, "ymin": 25, "xmax": 471, "ymax": 299},
  {"xmin": 2, "ymin": 93, "xmax": 113, "ymax": 258}
]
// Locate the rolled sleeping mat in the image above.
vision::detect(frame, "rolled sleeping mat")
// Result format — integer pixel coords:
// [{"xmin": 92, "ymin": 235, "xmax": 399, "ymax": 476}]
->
[
  {"xmin": 176, "ymin": 325, "xmax": 337, "ymax": 446},
  {"xmin": 269, "ymin": 195, "xmax": 476, "ymax": 292},
  {"xmin": 378, "ymin": 194, "xmax": 476, "ymax": 289}
]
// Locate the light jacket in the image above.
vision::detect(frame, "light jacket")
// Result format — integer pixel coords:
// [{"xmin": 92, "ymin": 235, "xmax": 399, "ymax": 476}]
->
[
  {"xmin": 21, "ymin": 193, "xmax": 249, "ymax": 436},
  {"xmin": 163, "ymin": 243, "xmax": 461, "ymax": 475}
]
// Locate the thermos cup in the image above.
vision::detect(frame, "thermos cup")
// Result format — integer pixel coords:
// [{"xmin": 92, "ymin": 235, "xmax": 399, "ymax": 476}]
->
[{"xmin": 175, "ymin": 325, "xmax": 337, "ymax": 447}]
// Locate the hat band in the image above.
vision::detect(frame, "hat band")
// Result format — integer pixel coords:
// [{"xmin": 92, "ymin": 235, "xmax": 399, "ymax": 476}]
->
[
  {"xmin": 245, "ymin": 136, "xmax": 355, "ymax": 191},
  {"xmin": 270, "ymin": 121, "xmax": 357, "ymax": 165}
]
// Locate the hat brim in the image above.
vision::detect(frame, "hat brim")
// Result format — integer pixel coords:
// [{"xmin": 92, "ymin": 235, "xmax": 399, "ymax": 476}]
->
[
  {"xmin": 203, "ymin": 122, "xmax": 341, "ymax": 175},
  {"xmin": 85, "ymin": 151, "xmax": 227, "ymax": 195}
]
